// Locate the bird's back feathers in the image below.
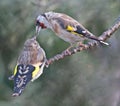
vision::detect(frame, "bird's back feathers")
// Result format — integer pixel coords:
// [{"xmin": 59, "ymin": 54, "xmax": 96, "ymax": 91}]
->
[
  {"xmin": 48, "ymin": 12, "xmax": 109, "ymax": 45},
  {"xmin": 10, "ymin": 37, "xmax": 46, "ymax": 96}
]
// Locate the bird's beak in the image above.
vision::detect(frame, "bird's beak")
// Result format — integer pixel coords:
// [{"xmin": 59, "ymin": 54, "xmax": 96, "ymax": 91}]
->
[{"xmin": 36, "ymin": 26, "xmax": 41, "ymax": 35}]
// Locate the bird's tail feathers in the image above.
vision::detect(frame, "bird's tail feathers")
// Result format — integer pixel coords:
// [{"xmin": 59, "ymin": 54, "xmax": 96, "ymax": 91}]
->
[
  {"xmin": 99, "ymin": 40, "xmax": 109, "ymax": 46},
  {"xmin": 85, "ymin": 35, "xmax": 109, "ymax": 46}
]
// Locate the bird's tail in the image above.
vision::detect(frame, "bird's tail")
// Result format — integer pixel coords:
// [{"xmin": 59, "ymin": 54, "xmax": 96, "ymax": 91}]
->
[
  {"xmin": 75, "ymin": 25, "xmax": 109, "ymax": 46},
  {"xmin": 85, "ymin": 34, "xmax": 109, "ymax": 46}
]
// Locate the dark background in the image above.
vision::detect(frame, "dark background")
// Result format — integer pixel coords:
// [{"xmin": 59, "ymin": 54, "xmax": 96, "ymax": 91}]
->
[{"xmin": 0, "ymin": 0, "xmax": 120, "ymax": 106}]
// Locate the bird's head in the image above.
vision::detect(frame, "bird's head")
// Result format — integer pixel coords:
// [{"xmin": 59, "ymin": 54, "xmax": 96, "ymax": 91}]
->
[
  {"xmin": 24, "ymin": 37, "xmax": 40, "ymax": 50},
  {"xmin": 36, "ymin": 11, "xmax": 54, "ymax": 35}
]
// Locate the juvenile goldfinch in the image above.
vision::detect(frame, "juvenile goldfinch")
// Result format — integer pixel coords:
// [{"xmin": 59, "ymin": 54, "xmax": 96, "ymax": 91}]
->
[
  {"xmin": 36, "ymin": 11, "xmax": 109, "ymax": 47},
  {"xmin": 9, "ymin": 36, "xmax": 46, "ymax": 97}
]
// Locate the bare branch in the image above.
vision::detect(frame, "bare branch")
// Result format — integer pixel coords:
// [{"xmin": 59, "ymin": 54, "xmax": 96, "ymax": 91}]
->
[
  {"xmin": 99, "ymin": 16, "xmax": 120, "ymax": 41},
  {"xmin": 46, "ymin": 16, "xmax": 120, "ymax": 67}
]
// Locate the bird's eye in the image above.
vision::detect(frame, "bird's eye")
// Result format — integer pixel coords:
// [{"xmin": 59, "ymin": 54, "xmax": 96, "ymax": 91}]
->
[{"xmin": 34, "ymin": 41, "xmax": 38, "ymax": 45}]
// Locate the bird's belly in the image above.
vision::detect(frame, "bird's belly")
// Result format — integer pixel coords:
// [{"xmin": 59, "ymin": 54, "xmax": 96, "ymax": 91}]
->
[{"xmin": 56, "ymin": 31, "xmax": 84, "ymax": 44}]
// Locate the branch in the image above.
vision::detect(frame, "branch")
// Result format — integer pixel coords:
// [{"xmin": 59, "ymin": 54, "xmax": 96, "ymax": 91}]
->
[{"xmin": 46, "ymin": 16, "xmax": 120, "ymax": 67}]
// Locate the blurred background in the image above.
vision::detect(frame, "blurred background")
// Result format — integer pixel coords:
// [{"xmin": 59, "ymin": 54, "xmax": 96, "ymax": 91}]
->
[{"xmin": 0, "ymin": 0, "xmax": 120, "ymax": 106}]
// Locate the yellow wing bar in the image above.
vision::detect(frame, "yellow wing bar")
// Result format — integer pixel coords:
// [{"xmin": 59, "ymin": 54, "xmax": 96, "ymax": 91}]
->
[
  {"xmin": 32, "ymin": 65, "xmax": 40, "ymax": 78},
  {"xmin": 66, "ymin": 25, "xmax": 83, "ymax": 37},
  {"xmin": 13, "ymin": 65, "xmax": 18, "ymax": 76}
]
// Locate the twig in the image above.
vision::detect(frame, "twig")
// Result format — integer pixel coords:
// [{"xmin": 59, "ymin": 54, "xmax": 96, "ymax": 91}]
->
[{"xmin": 46, "ymin": 16, "xmax": 120, "ymax": 67}]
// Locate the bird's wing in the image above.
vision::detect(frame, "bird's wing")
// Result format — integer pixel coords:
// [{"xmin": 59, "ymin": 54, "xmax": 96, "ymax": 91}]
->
[
  {"xmin": 65, "ymin": 24, "xmax": 109, "ymax": 45},
  {"xmin": 13, "ymin": 64, "xmax": 35, "ymax": 76},
  {"xmin": 31, "ymin": 61, "xmax": 45, "ymax": 81},
  {"xmin": 13, "ymin": 64, "xmax": 18, "ymax": 76},
  {"xmin": 13, "ymin": 63, "xmax": 42, "ymax": 79},
  {"xmin": 66, "ymin": 25, "xmax": 88, "ymax": 37},
  {"xmin": 12, "ymin": 64, "xmax": 37, "ymax": 96},
  {"xmin": 52, "ymin": 13, "xmax": 92, "ymax": 38},
  {"xmin": 36, "ymin": 47, "xmax": 46, "ymax": 64},
  {"xmin": 31, "ymin": 47, "xmax": 46, "ymax": 81}
]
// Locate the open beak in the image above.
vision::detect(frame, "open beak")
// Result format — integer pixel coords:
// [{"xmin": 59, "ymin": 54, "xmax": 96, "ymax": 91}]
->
[{"xmin": 36, "ymin": 26, "xmax": 41, "ymax": 35}]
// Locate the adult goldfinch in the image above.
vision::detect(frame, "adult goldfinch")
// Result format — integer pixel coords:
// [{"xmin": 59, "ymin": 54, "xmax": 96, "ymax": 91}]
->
[
  {"xmin": 36, "ymin": 11, "xmax": 109, "ymax": 46},
  {"xmin": 9, "ymin": 36, "xmax": 46, "ymax": 97}
]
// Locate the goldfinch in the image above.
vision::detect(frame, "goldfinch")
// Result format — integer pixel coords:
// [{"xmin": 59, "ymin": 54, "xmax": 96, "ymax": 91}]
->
[
  {"xmin": 36, "ymin": 11, "xmax": 109, "ymax": 47},
  {"xmin": 9, "ymin": 36, "xmax": 46, "ymax": 97}
]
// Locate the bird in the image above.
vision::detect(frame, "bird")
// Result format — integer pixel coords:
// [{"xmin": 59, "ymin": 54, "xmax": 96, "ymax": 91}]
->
[
  {"xmin": 9, "ymin": 36, "xmax": 46, "ymax": 97},
  {"xmin": 35, "ymin": 11, "xmax": 109, "ymax": 50}
]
